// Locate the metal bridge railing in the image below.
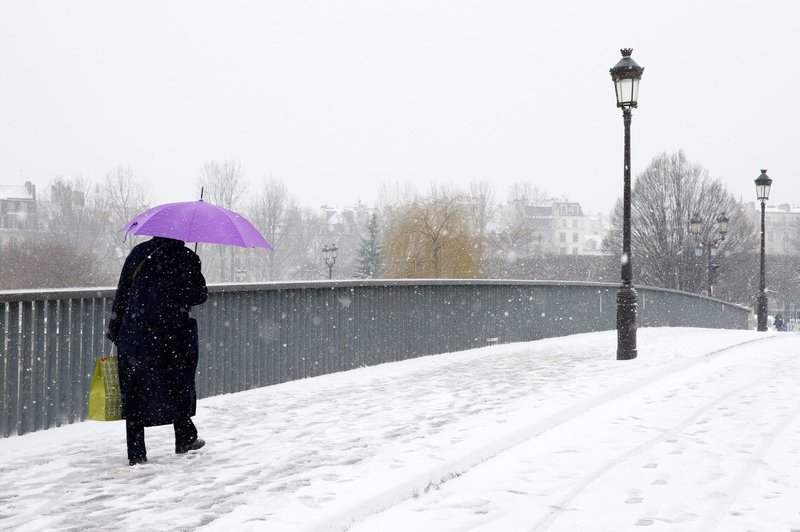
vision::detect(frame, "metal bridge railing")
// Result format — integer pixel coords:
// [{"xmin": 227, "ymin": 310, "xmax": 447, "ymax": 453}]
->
[{"xmin": 0, "ymin": 280, "xmax": 750, "ymax": 438}]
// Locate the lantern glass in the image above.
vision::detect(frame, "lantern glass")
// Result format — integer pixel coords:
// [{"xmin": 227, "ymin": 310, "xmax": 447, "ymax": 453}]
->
[
  {"xmin": 756, "ymin": 183, "xmax": 771, "ymax": 201},
  {"xmin": 614, "ymin": 77, "xmax": 640, "ymax": 108},
  {"xmin": 689, "ymin": 213, "xmax": 702, "ymax": 236},
  {"xmin": 717, "ymin": 214, "xmax": 729, "ymax": 235},
  {"xmin": 755, "ymin": 170, "xmax": 772, "ymax": 201}
]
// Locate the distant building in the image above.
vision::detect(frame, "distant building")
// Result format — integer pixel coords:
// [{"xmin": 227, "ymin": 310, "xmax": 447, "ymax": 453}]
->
[
  {"xmin": 496, "ymin": 197, "xmax": 609, "ymax": 256},
  {"xmin": 319, "ymin": 201, "xmax": 371, "ymax": 236},
  {"xmin": 745, "ymin": 202, "xmax": 800, "ymax": 256},
  {"xmin": 0, "ymin": 181, "xmax": 38, "ymax": 249},
  {"xmin": 553, "ymin": 201, "xmax": 608, "ymax": 256}
]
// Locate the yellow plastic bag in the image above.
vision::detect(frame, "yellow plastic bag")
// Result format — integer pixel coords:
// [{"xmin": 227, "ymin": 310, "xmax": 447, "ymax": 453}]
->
[{"xmin": 88, "ymin": 354, "xmax": 123, "ymax": 421}]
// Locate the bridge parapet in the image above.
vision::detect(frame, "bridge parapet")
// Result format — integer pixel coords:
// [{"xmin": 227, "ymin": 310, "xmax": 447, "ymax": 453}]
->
[{"xmin": 0, "ymin": 280, "xmax": 750, "ymax": 437}]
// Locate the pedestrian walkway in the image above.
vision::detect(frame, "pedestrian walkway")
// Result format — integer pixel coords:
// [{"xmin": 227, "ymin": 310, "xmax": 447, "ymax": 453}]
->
[{"xmin": 1, "ymin": 328, "xmax": 798, "ymax": 531}]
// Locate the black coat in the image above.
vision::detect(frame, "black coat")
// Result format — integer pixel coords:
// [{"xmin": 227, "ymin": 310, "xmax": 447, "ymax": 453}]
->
[{"xmin": 107, "ymin": 237, "xmax": 208, "ymax": 426}]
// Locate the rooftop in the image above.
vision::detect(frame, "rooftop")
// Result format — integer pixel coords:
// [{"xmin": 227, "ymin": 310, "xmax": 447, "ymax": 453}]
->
[{"xmin": 0, "ymin": 183, "xmax": 35, "ymax": 201}]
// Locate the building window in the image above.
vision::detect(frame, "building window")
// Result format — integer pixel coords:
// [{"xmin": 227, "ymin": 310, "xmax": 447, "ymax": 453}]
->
[
  {"xmin": 572, "ymin": 248, "xmax": 579, "ymax": 255},
  {"xmin": 561, "ymin": 219, "xmax": 567, "ymax": 228},
  {"xmin": 560, "ymin": 232, "xmax": 566, "ymax": 242},
  {"xmin": 573, "ymin": 233, "xmax": 579, "ymax": 242},
  {"xmin": 572, "ymin": 219, "xmax": 578, "ymax": 228}
]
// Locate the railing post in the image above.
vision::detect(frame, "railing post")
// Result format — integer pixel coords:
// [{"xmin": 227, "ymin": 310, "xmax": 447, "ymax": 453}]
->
[
  {"xmin": 4, "ymin": 303, "xmax": 20, "ymax": 437},
  {"xmin": 0, "ymin": 303, "xmax": 9, "ymax": 437}
]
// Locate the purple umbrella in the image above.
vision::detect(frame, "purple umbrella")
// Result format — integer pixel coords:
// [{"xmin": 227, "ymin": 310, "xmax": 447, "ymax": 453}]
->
[{"xmin": 121, "ymin": 200, "xmax": 273, "ymax": 249}]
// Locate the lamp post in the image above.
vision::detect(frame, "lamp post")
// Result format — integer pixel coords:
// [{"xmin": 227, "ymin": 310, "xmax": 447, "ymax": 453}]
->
[
  {"xmin": 322, "ymin": 243, "xmax": 338, "ymax": 280},
  {"xmin": 610, "ymin": 48, "xmax": 644, "ymax": 361},
  {"xmin": 689, "ymin": 212, "xmax": 729, "ymax": 296},
  {"xmin": 755, "ymin": 169, "xmax": 772, "ymax": 331}
]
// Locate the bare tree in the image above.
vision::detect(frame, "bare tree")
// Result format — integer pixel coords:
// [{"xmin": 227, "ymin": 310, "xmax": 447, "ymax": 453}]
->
[
  {"xmin": 466, "ymin": 181, "xmax": 496, "ymax": 277},
  {"xmin": 484, "ymin": 209, "xmax": 537, "ymax": 275},
  {"xmin": 94, "ymin": 165, "xmax": 151, "ymax": 272},
  {"xmin": 197, "ymin": 159, "xmax": 248, "ymax": 281},
  {"xmin": 376, "ymin": 181, "xmax": 416, "ymax": 228},
  {"xmin": 40, "ymin": 176, "xmax": 105, "ymax": 253},
  {"xmin": 605, "ymin": 151, "xmax": 757, "ymax": 297},
  {"xmin": 508, "ymin": 181, "xmax": 549, "ymax": 205},
  {"xmin": 198, "ymin": 159, "xmax": 247, "ymax": 208},
  {"xmin": 248, "ymin": 177, "xmax": 296, "ymax": 280},
  {"xmin": 282, "ymin": 207, "xmax": 329, "ymax": 280},
  {"xmin": 467, "ymin": 181, "xmax": 496, "ymax": 237}
]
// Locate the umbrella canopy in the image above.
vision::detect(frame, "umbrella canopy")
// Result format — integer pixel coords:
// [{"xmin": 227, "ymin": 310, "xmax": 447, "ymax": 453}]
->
[{"xmin": 121, "ymin": 200, "xmax": 272, "ymax": 249}]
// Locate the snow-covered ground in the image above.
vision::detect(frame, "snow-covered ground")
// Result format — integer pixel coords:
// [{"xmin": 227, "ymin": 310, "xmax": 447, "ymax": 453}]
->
[{"xmin": 2, "ymin": 328, "xmax": 800, "ymax": 532}]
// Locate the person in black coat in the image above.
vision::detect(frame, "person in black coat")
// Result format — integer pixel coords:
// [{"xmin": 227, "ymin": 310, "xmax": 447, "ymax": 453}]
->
[{"xmin": 107, "ymin": 236, "xmax": 208, "ymax": 465}]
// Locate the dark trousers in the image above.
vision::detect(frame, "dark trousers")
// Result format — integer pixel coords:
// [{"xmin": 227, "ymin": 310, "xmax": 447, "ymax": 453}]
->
[{"xmin": 126, "ymin": 416, "xmax": 198, "ymax": 461}]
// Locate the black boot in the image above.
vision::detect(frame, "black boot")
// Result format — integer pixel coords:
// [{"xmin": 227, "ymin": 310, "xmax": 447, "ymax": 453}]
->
[
  {"xmin": 176, "ymin": 438, "xmax": 205, "ymax": 454},
  {"xmin": 129, "ymin": 456, "xmax": 148, "ymax": 466}
]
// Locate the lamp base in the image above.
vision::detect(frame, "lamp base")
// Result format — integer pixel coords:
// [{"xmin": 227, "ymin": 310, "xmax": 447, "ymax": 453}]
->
[
  {"xmin": 756, "ymin": 294, "xmax": 768, "ymax": 332},
  {"xmin": 617, "ymin": 285, "xmax": 638, "ymax": 360}
]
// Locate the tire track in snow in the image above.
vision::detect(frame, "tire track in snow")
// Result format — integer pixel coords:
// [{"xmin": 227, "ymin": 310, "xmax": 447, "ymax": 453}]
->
[
  {"xmin": 528, "ymin": 349, "xmax": 795, "ymax": 532},
  {"xmin": 700, "ymin": 374, "xmax": 800, "ymax": 531},
  {"xmin": 321, "ymin": 335, "xmax": 777, "ymax": 532}
]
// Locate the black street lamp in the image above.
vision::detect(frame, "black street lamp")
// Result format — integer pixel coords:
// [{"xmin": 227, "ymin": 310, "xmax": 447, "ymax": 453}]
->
[
  {"xmin": 689, "ymin": 212, "xmax": 729, "ymax": 297},
  {"xmin": 610, "ymin": 48, "xmax": 644, "ymax": 361},
  {"xmin": 322, "ymin": 243, "xmax": 338, "ymax": 280},
  {"xmin": 755, "ymin": 169, "xmax": 772, "ymax": 331}
]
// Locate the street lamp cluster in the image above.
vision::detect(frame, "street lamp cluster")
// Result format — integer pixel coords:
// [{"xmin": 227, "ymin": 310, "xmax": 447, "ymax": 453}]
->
[
  {"xmin": 689, "ymin": 212, "xmax": 729, "ymax": 297},
  {"xmin": 609, "ymin": 49, "xmax": 773, "ymax": 357}
]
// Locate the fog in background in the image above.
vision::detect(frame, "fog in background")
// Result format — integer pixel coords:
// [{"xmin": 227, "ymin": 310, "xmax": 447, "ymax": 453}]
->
[{"xmin": 2, "ymin": 0, "xmax": 799, "ymax": 213}]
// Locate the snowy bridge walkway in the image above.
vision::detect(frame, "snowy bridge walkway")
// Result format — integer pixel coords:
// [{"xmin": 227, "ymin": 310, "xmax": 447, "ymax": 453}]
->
[{"xmin": 2, "ymin": 328, "xmax": 799, "ymax": 531}]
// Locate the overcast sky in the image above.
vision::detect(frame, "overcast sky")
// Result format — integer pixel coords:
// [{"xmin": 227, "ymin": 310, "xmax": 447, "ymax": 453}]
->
[{"xmin": 1, "ymin": 1, "xmax": 798, "ymax": 215}]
